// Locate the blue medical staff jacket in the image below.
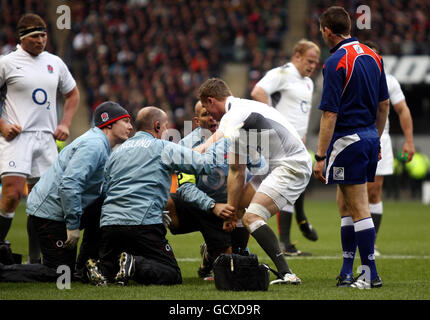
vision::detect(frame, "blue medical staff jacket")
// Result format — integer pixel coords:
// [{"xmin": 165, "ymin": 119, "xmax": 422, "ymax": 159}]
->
[
  {"xmin": 100, "ymin": 131, "xmax": 216, "ymax": 227},
  {"xmin": 27, "ymin": 127, "xmax": 111, "ymax": 230}
]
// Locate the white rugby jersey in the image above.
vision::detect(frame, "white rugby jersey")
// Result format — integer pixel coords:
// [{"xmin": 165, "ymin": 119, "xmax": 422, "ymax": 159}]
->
[
  {"xmin": 255, "ymin": 62, "xmax": 314, "ymax": 138},
  {"xmin": 382, "ymin": 73, "xmax": 405, "ymax": 136},
  {"xmin": 0, "ymin": 45, "xmax": 76, "ymax": 133},
  {"xmin": 218, "ymin": 96, "xmax": 310, "ymax": 169}
]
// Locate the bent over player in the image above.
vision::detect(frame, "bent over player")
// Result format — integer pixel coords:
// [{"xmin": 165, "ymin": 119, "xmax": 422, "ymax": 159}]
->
[{"xmin": 198, "ymin": 78, "xmax": 312, "ymax": 285}]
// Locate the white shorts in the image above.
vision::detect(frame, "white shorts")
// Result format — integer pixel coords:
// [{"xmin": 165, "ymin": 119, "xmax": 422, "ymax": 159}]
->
[
  {"xmin": 376, "ymin": 133, "xmax": 394, "ymax": 176},
  {"xmin": 0, "ymin": 131, "xmax": 58, "ymax": 179},
  {"xmin": 249, "ymin": 160, "xmax": 311, "ymax": 211}
]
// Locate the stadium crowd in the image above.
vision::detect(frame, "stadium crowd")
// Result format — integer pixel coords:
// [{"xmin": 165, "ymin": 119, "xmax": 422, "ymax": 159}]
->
[
  {"xmin": 68, "ymin": 0, "xmax": 288, "ymax": 133},
  {"xmin": 307, "ymin": 0, "xmax": 430, "ymax": 56}
]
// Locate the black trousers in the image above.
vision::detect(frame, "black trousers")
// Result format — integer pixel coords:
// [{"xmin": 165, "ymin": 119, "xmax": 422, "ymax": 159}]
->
[
  {"xmin": 76, "ymin": 196, "xmax": 104, "ymax": 271},
  {"xmin": 30, "ymin": 215, "xmax": 77, "ymax": 271},
  {"xmin": 0, "ymin": 215, "xmax": 76, "ymax": 282},
  {"xmin": 170, "ymin": 193, "xmax": 231, "ymax": 250},
  {"xmin": 99, "ymin": 224, "xmax": 182, "ymax": 285}
]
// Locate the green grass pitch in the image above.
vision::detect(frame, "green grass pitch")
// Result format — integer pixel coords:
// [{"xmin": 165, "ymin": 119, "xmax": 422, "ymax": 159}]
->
[{"xmin": 1, "ymin": 199, "xmax": 429, "ymax": 300}]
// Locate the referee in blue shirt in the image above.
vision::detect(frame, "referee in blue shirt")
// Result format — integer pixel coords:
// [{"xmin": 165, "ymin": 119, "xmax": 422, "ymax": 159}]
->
[{"xmin": 313, "ymin": 6, "xmax": 389, "ymax": 289}]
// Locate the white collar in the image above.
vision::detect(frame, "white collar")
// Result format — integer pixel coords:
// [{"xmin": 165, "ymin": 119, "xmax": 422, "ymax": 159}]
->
[
  {"xmin": 16, "ymin": 44, "xmax": 44, "ymax": 58},
  {"xmin": 288, "ymin": 62, "xmax": 306, "ymax": 79}
]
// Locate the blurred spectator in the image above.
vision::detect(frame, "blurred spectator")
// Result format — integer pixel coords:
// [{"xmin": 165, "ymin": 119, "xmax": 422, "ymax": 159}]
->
[
  {"xmin": 72, "ymin": 26, "xmax": 94, "ymax": 54},
  {"xmin": 69, "ymin": 0, "xmax": 289, "ymax": 130}
]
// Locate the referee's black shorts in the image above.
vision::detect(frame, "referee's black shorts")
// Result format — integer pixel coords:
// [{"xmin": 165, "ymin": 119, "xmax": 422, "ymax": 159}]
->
[{"xmin": 170, "ymin": 193, "xmax": 231, "ymax": 250}]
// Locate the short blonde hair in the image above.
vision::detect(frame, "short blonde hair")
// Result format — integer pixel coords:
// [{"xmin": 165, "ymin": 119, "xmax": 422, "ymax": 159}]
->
[
  {"xmin": 293, "ymin": 39, "xmax": 320, "ymax": 57},
  {"xmin": 198, "ymin": 78, "xmax": 232, "ymax": 103}
]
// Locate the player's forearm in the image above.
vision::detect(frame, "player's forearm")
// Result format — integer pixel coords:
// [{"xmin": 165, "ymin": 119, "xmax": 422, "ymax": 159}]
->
[
  {"xmin": 227, "ymin": 161, "xmax": 246, "ymax": 216},
  {"xmin": 316, "ymin": 111, "xmax": 337, "ymax": 156},
  {"xmin": 395, "ymin": 101, "xmax": 414, "ymax": 144},
  {"xmin": 0, "ymin": 117, "xmax": 22, "ymax": 140},
  {"xmin": 0, "ymin": 118, "xmax": 6, "ymax": 132},
  {"xmin": 399, "ymin": 114, "xmax": 414, "ymax": 145},
  {"xmin": 193, "ymin": 129, "xmax": 223, "ymax": 153},
  {"xmin": 250, "ymin": 86, "xmax": 269, "ymax": 104},
  {"xmin": 60, "ymin": 87, "xmax": 80, "ymax": 128},
  {"xmin": 0, "ymin": 118, "xmax": 7, "ymax": 137},
  {"xmin": 376, "ymin": 99, "xmax": 389, "ymax": 138}
]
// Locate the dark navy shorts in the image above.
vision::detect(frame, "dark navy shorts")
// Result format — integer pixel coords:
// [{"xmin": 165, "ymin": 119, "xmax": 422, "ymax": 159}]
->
[{"xmin": 325, "ymin": 126, "xmax": 380, "ymax": 185}]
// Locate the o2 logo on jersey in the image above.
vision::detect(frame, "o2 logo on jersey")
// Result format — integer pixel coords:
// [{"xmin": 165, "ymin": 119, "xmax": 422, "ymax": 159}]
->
[
  {"xmin": 300, "ymin": 100, "xmax": 309, "ymax": 113},
  {"xmin": 32, "ymin": 88, "xmax": 51, "ymax": 110}
]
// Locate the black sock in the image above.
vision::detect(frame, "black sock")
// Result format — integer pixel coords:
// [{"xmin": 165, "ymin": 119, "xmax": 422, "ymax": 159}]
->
[
  {"xmin": 371, "ymin": 213, "xmax": 382, "ymax": 237},
  {"xmin": 0, "ymin": 215, "xmax": 13, "ymax": 242},
  {"xmin": 27, "ymin": 215, "xmax": 41, "ymax": 263},
  {"xmin": 294, "ymin": 192, "xmax": 308, "ymax": 226},
  {"xmin": 231, "ymin": 227, "xmax": 249, "ymax": 254},
  {"xmin": 278, "ymin": 210, "xmax": 292, "ymax": 248},
  {"xmin": 251, "ymin": 224, "xmax": 291, "ymax": 275}
]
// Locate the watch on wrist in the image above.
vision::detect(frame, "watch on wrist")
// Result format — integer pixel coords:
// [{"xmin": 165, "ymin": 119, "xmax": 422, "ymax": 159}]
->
[
  {"xmin": 314, "ymin": 154, "xmax": 326, "ymax": 162},
  {"xmin": 209, "ymin": 202, "xmax": 216, "ymax": 210}
]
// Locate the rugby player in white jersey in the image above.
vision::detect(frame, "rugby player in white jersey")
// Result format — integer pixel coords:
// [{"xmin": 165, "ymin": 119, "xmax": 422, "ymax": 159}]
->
[
  {"xmin": 251, "ymin": 39, "xmax": 320, "ymax": 256},
  {"xmin": 363, "ymin": 42, "xmax": 415, "ymax": 255},
  {"xmin": 0, "ymin": 13, "xmax": 80, "ymax": 263},
  {"xmin": 197, "ymin": 78, "xmax": 312, "ymax": 284}
]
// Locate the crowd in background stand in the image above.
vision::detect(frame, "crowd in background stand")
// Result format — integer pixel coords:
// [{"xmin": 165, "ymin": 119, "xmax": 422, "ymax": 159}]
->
[
  {"xmin": 307, "ymin": 0, "xmax": 430, "ymax": 58},
  {"xmin": 2, "ymin": 1, "xmax": 430, "ymax": 129},
  {"xmin": 68, "ymin": 0, "xmax": 288, "ymax": 134}
]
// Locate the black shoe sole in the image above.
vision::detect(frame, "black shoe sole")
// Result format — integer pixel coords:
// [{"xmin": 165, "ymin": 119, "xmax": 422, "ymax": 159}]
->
[
  {"xmin": 283, "ymin": 250, "xmax": 312, "ymax": 257},
  {"xmin": 371, "ymin": 281, "xmax": 383, "ymax": 288}
]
